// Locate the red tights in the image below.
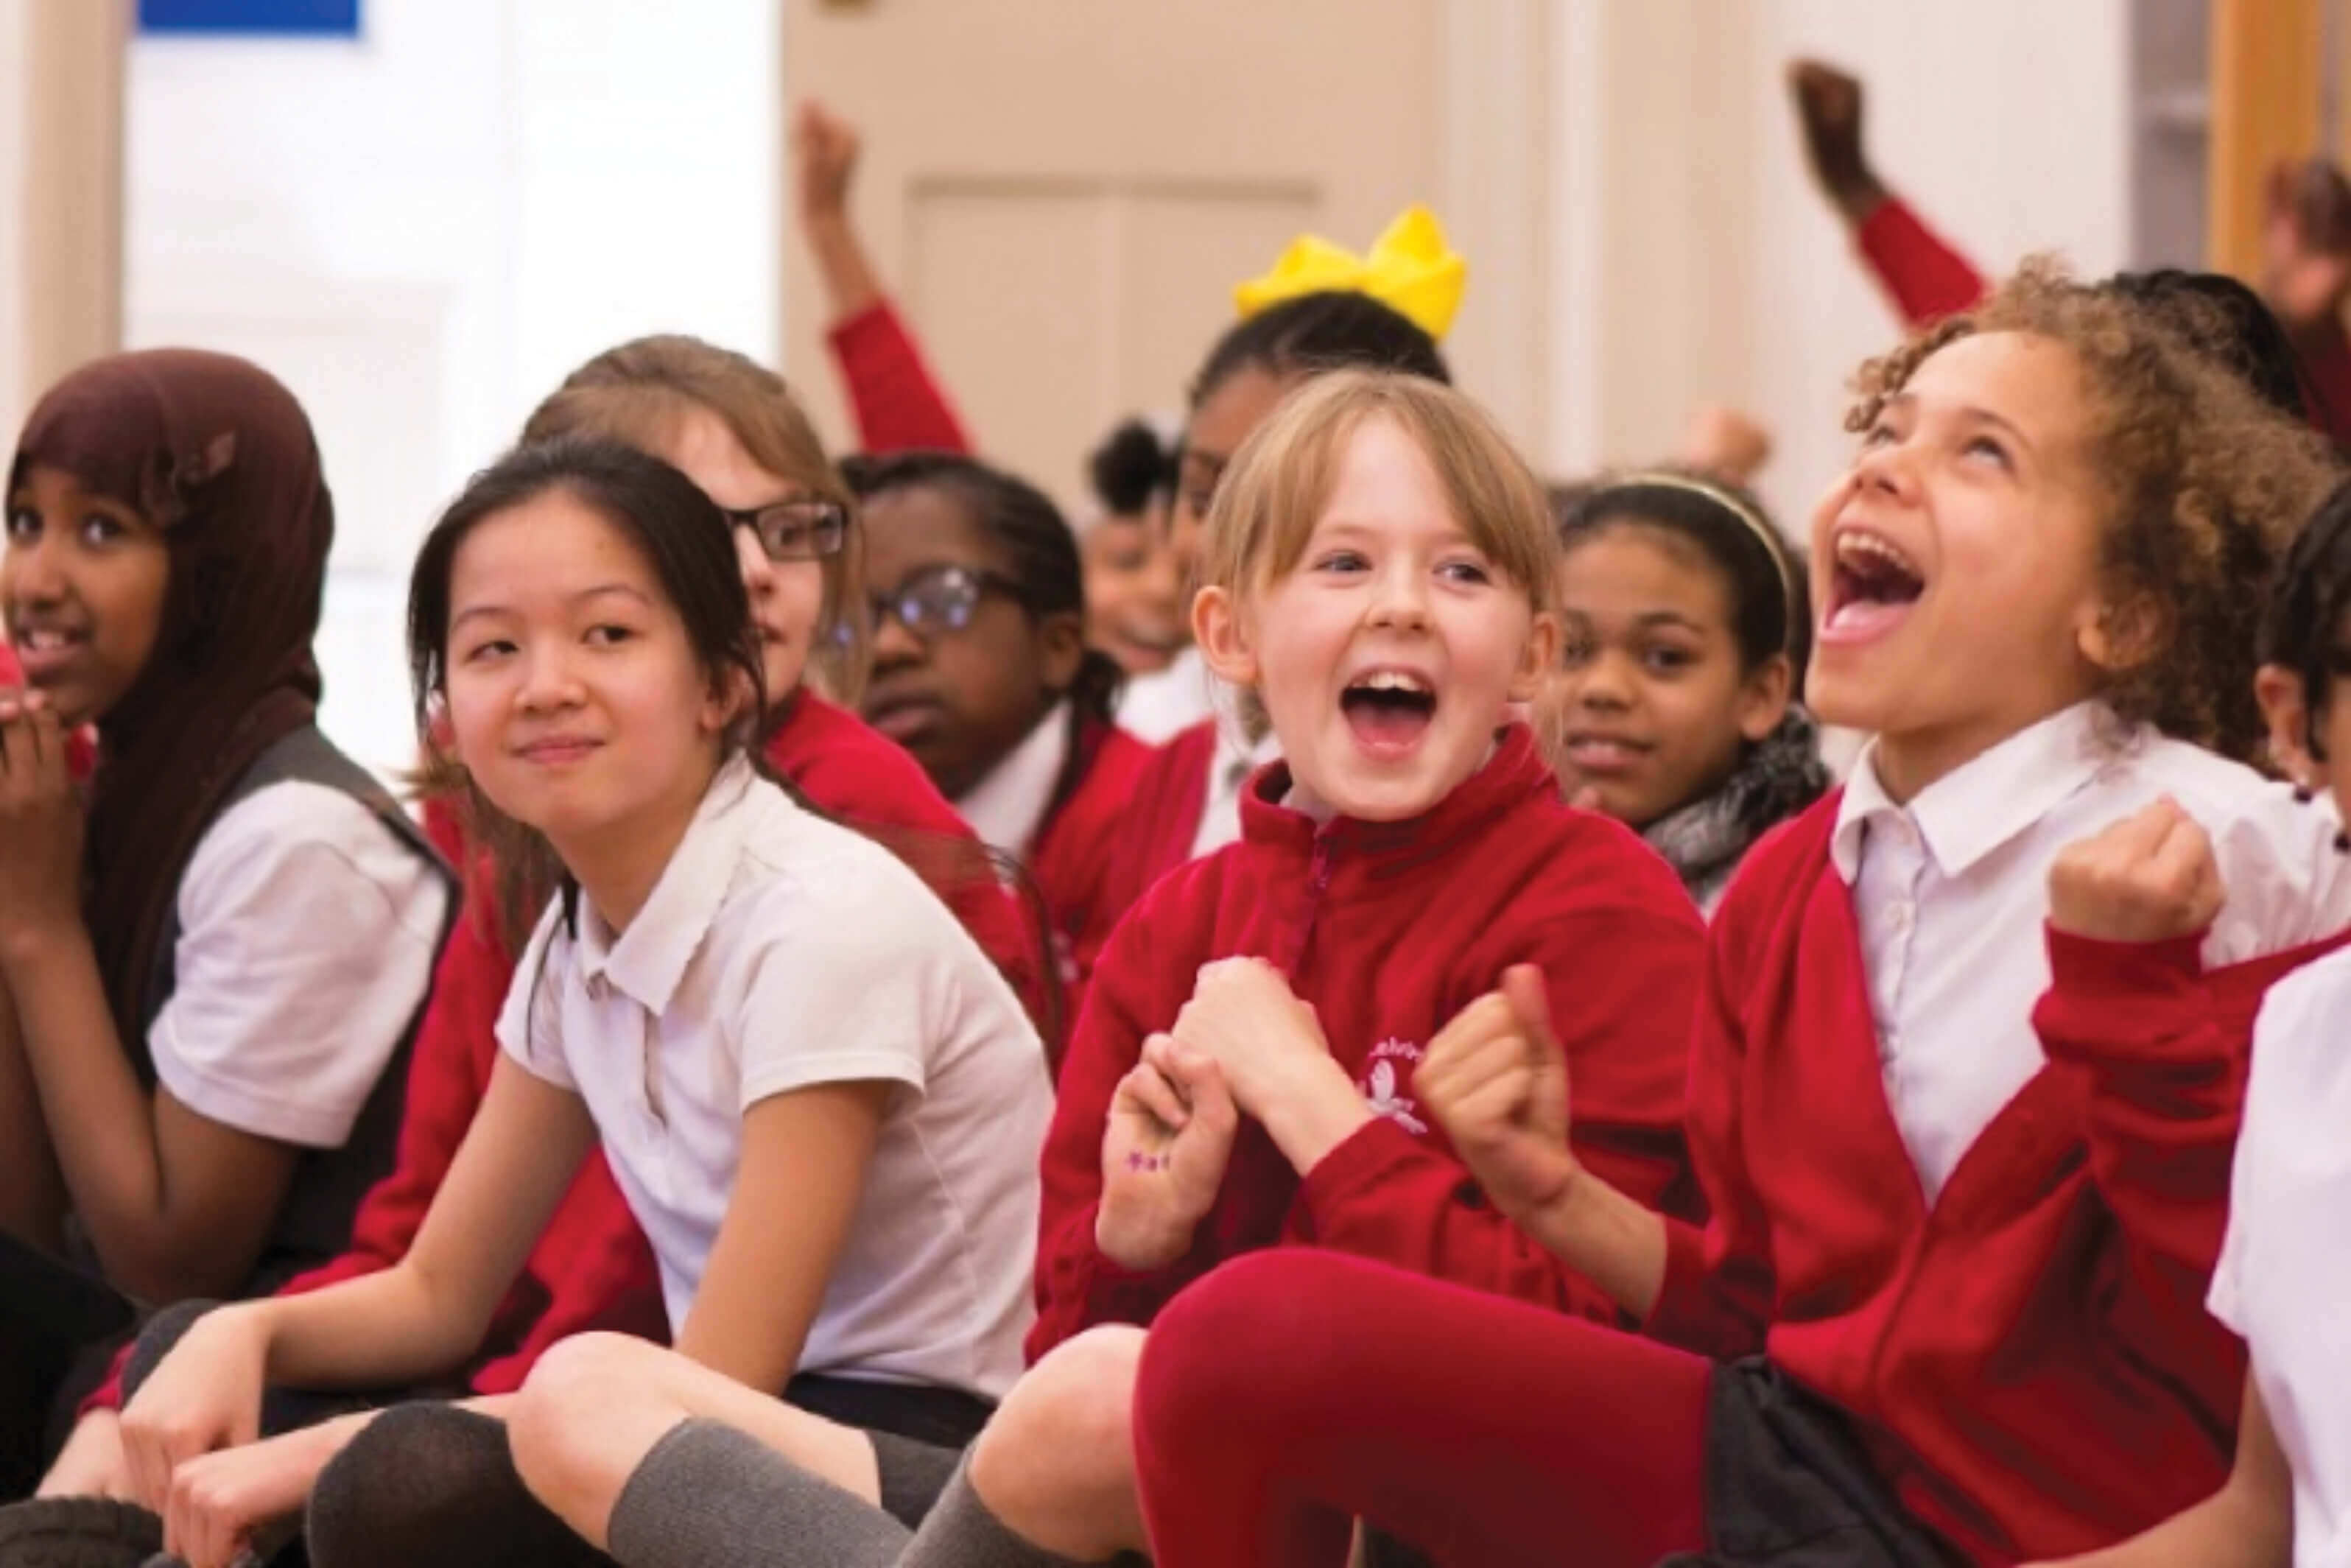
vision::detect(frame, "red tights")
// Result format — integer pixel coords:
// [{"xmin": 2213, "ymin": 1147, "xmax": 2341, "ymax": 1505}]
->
[{"xmin": 1131, "ymin": 1250, "xmax": 1713, "ymax": 1568}]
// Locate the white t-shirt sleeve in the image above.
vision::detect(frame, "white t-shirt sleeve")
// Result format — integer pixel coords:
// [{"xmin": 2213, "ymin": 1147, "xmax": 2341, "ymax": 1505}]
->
[
  {"xmin": 494, "ymin": 899, "xmax": 578, "ymax": 1091},
  {"xmin": 730, "ymin": 869, "xmax": 947, "ymax": 1110},
  {"xmin": 148, "ymin": 781, "xmax": 449, "ymax": 1149}
]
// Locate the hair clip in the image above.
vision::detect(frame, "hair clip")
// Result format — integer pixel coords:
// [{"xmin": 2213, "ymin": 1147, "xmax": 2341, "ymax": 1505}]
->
[
  {"xmin": 1233, "ymin": 206, "xmax": 1467, "ymax": 342},
  {"xmin": 2294, "ymin": 784, "xmax": 2317, "ymax": 804}
]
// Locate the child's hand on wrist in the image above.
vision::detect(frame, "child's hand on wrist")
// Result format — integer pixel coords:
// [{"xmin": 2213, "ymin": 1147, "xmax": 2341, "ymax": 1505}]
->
[
  {"xmin": 1169, "ymin": 957, "xmax": 1331, "ymax": 1119},
  {"xmin": 1096, "ymin": 1035, "xmax": 1238, "ymax": 1270}
]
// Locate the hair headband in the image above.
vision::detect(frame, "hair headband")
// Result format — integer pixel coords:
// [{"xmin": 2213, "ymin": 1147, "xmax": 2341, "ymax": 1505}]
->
[
  {"xmin": 1598, "ymin": 471, "xmax": 1802, "ymax": 641},
  {"xmin": 1232, "ymin": 205, "xmax": 1467, "ymax": 342}
]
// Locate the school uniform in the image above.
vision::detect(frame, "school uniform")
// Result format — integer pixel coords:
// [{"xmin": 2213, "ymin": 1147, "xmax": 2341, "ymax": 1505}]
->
[
  {"xmin": 1030, "ymin": 723, "xmax": 1705, "ymax": 1359},
  {"xmin": 2210, "ymin": 943, "xmax": 2351, "ymax": 1568},
  {"xmin": 956, "ymin": 701, "xmax": 1152, "ymax": 1030},
  {"xmin": 1651, "ymin": 701, "xmax": 2351, "ymax": 1562},
  {"xmin": 824, "ymin": 299, "xmax": 971, "ymax": 457},
  {"xmin": 499, "ymin": 755, "xmax": 1050, "ymax": 1402},
  {"xmin": 1100, "ymin": 716, "xmax": 1284, "ymax": 918},
  {"xmin": 1116, "ymin": 642, "xmax": 1220, "ymax": 743}
]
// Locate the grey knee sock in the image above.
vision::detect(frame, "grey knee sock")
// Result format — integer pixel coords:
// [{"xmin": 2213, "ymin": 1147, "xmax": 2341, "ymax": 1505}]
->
[
  {"xmin": 606, "ymin": 1418, "xmax": 913, "ymax": 1568},
  {"xmin": 896, "ymin": 1455, "xmax": 1118, "ymax": 1568}
]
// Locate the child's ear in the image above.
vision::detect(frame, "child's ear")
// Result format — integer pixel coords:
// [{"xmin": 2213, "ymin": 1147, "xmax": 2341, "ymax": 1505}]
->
[
  {"xmin": 1505, "ymin": 611, "xmax": 1561, "ymax": 703},
  {"xmin": 1193, "ymin": 584, "xmax": 1261, "ymax": 688},
  {"xmin": 2255, "ymin": 661, "xmax": 2319, "ymax": 787},
  {"xmin": 1735, "ymin": 653, "xmax": 1795, "ymax": 743},
  {"xmin": 2078, "ymin": 592, "xmax": 2164, "ymax": 675},
  {"xmin": 701, "ymin": 664, "xmax": 756, "ymax": 737},
  {"xmin": 1036, "ymin": 609, "xmax": 1088, "ymax": 693}
]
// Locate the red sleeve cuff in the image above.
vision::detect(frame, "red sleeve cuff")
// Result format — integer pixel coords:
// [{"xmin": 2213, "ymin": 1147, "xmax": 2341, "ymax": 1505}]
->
[
  {"xmin": 1640, "ymin": 1216, "xmax": 1720, "ymax": 1351},
  {"xmin": 1298, "ymin": 1114, "xmax": 1424, "ymax": 1215}
]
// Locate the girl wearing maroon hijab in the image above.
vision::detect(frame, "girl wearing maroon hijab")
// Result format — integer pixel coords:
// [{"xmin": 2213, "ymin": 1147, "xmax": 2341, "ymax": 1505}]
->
[{"xmin": 0, "ymin": 350, "xmax": 450, "ymax": 1494}]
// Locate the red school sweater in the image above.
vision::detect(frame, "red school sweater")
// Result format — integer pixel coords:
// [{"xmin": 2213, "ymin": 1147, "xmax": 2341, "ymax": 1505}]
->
[
  {"xmin": 826, "ymin": 300, "xmax": 973, "ymax": 457},
  {"xmin": 1029, "ymin": 724, "xmax": 1707, "ymax": 1360},
  {"xmin": 1645, "ymin": 792, "xmax": 2350, "ymax": 1564},
  {"xmin": 89, "ymin": 692, "xmax": 1041, "ymax": 1407},
  {"xmin": 1024, "ymin": 716, "xmax": 1155, "ymax": 1047}
]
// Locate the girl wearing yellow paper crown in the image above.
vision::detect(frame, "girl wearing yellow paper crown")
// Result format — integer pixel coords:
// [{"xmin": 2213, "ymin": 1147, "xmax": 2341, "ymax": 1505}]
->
[{"xmin": 1109, "ymin": 208, "xmax": 1466, "ymax": 907}]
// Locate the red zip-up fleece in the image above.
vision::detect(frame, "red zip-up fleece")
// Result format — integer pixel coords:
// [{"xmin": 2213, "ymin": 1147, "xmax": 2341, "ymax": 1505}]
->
[
  {"xmin": 1645, "ymin": 793, "xmax": 2350, "ymax": 1563},
  {"xmin": 1025, "ymin": 716, "xmax": 1155, "ymax": 1050},
  {"xmin": 1097, "ymin": 717, "xmax": 1219, "ymax": 920},
  {"xmin": 1030, "ymin": 724, "xmax": 1706, "ymax": 1360},
  {"xmin": 87, "ymin": 692, "xmax": 1037, "ymax": 1409}
]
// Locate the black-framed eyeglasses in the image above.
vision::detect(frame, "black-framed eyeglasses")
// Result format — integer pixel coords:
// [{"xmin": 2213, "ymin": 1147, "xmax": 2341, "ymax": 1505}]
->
[
  {"xmin": 722, "ymin": 499, "xmax": 849, "ymax": 563},
  {"xmin": 869, "ymin": 563, "xmax": 1024, "ymax": 638}
]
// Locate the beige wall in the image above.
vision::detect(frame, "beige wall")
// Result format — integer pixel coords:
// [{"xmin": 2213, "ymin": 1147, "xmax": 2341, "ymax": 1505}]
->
[
  {"xmin": 0, "ymin": 0, "xmax": 124, "ymax": 441},
  {"xmin": 1543, "ymin": 0, "xmax": 2132, "ymax": 532}
]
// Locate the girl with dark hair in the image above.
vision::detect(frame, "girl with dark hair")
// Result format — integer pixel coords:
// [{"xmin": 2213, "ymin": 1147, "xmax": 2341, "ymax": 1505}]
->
[
  {"xmin": 110, "ymin": 440, "xmax": 1048, "ymax": 1568},
  {"xmin": 2039, "ymin": 477, "xmax": 2351, "ymax": 1568},
  {"xmin": 18, "ymin": 334, "xmax": 1054, "ymax": 1556},
  {"xmin": 848, "ymin": 450, "xmax": 1150, "ymax": 1020},
  {"xmin": 1536, "ymin": 472, "xmax": 1830, "ymax": 911},
  {"xmin": 1076, "ymin": 417, "xmax": 1186, "ymax": 681},
  {"xmin": 0, "ymin": 350, "xmax": 451, "ymax": 1497}
]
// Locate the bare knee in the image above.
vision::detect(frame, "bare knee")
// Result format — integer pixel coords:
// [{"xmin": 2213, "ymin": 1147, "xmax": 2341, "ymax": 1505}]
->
[
  {"xmin": 508, "ymin": 1333, "xmax": 676, "ymax": 1539},
  {"xmin": 969, "ymin": 1326, "xmax": 1148, "ymax": 1557}
]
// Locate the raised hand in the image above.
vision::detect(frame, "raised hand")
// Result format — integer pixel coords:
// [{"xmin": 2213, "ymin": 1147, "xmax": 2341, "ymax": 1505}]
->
[
  {"xmin": 1418, "ymin": 965, "xmax": 1578, "ymax": 1223},
  {"xmin": 2263, "ymin": 156, "xmax": 2351, "ymax": 329},
  {"xmin": 1787, "ymin": 59, "xmax": 1886, "ymax": 225},
  {"xmin": 2048, "ymin": 797, "xmax": 2225, "ymax": 945},
  {"xmin": 1095, "ymin": 1034, "xmax": 1238, "ymax": 1270},
  {"xmin": 792, "ymin": 100, "xmax": 862, "ymax": 228},
  {"xmin": 0, "ymin": 689, "xmax": 85, "ymax": 952}
]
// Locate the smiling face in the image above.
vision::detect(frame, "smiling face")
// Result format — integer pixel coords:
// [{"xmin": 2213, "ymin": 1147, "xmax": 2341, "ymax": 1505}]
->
[
  {"xmin": 440, "ymin": 488, "xmax": 733, "ymax": 853},
  {"xmin": 1809, "ymin": 330, "xmax": 2117, "ymax": 801},
  {"xmin": 654, "ymin": 406, "xmax": 826, "ymax": 707},
  {"xmin": 2, "ymin": 465, "xmax": 172, "ymax": 726},
  {"xmin": 1539, "ymin": 524, "xmax": 1788, "ymax": 828},
  {"xmin": 1195, "ymin": 415, "xmax": 1553, "ymax": 821},
  {"xmin": 1081, "ymin": 510, "xmax": 1187, "ymax": 674}
]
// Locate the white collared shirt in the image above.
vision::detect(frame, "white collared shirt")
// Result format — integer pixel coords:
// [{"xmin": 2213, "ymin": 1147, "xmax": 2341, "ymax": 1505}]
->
[
  {"xmin": 499, "ymin": 756, "xmax": 1050, "ymax": 1399},
  {"xmin": 956, "ymin": 700, "xmax": 1071, "ymax": 857},
  {"xmin": 2211, "ymin": 943, "xmax": 2351, "ymax": 1568},
  {"xmin": 1189, "ymin": 720, "xmax": 1285, "ymax": 860},
  {"xmin": 1832, "ymin": 701, "xmax": 2351, "ymax": 1198},
  {"xmin": 1116, "ymin": 644, "xmax": 1218, "ymax": 743},
  {"xmin": 155, "ymin": 781, "xmax": 448, "ymax": 1147}
]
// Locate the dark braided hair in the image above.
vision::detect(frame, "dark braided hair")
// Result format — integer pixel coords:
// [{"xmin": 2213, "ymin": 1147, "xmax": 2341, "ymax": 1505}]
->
[
  {"xmin": 2261, "ymin": 477, "xmax": 2351, "ymax": 762},
  {"xmin": 1190, "ymin": 290, "xmax": 1450, "ymax": 408},
  {"xmin": 840, "ymin": 449, "xmax": 1124, "ymax": 729}
]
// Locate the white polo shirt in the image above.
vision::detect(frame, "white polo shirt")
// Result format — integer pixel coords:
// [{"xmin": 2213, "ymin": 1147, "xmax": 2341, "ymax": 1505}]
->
[
  {"xmin": 1832, "ymin": 701, "xmax": 2351, "ymax": 1198},
  {"xmin": 499, "ymin": 756, "xmax": 1050, "ymax": 1399},
  {"xmin": 2212, "ymin": 945, "xmax": 2351, "ymax": 1567},
  {"xmin": 153, "ymin": 781, "xmax": 449, "ymax": 1148}
]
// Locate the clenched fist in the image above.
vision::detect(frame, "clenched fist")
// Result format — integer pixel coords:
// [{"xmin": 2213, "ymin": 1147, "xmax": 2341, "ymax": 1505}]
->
[
  {"xmin": 2048, "ymin": 797, "xmax": 2224, "ymax": 944},
  {"xmin": 1418, "ymin": 965, "xmax": 1579, "ymax": 1223}
]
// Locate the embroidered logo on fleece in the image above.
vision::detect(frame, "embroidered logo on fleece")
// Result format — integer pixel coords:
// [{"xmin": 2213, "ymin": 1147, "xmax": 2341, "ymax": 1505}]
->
[{"xmin": 1360, "ymin": 1038, "xmax": 1427, "ymax": 1135}]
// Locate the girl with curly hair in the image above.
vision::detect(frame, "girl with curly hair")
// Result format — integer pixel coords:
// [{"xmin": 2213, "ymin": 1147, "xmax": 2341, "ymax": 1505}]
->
[{"xmin": 1122, "ymin": 261, "xmax": 2351, "ymax": 1568}]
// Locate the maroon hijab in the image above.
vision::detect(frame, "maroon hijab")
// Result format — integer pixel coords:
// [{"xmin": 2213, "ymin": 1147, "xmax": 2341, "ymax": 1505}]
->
[{"xmin": 9, "ymin": 349, "xmax": 332, "ymax": 1033}]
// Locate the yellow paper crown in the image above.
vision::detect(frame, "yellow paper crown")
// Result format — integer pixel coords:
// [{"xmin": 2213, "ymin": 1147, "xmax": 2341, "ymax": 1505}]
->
[{"xmin": 1231, "ymin": 205, "xmax": 1467, "ymax": 342}]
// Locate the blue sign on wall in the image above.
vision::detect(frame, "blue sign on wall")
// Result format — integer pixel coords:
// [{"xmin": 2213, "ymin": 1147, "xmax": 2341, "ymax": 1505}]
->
[{"xmin": 138, "ymin": 0, "xmax": 360, "ymax": 36}]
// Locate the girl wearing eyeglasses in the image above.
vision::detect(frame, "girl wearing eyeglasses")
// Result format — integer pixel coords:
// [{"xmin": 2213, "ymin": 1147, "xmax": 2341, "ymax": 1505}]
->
[
  {"xmin": 845, "ymin": 451, "xmax": 1153, "ymax": 1034},
  {"xmin": 19, "ymin": 339, "xmax": 1054, "ymax": 1557}
]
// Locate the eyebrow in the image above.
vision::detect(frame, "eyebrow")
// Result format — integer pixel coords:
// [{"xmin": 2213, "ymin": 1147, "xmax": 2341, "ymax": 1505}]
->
[
  {"xmin": 1883, "ymin": 392, "xmax": 2039, "ymax": 457},
  {"xmin": 1564, "ymin": 608, "xmax": 1708, "ymax": 633},
  {"xmin": 450, "ymin": 582, "xmax": 653, "ymax": 633}
]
